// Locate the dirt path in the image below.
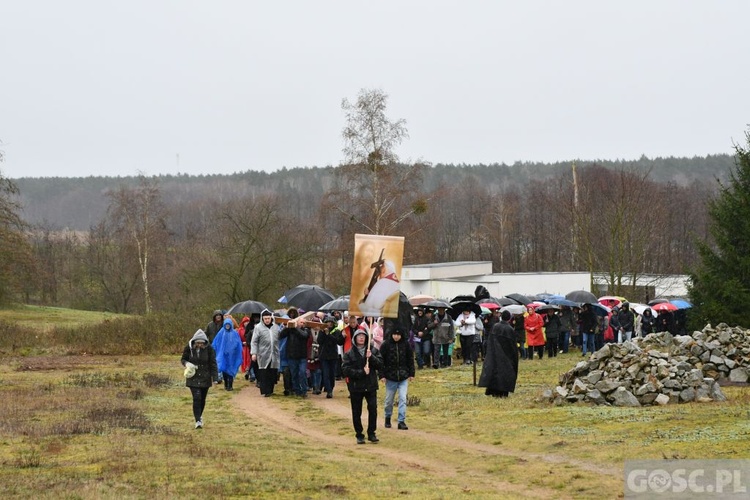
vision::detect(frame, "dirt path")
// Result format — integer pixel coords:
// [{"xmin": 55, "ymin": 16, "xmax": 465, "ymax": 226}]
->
[{"xmin": 232, "ymin": 385, "xmax": 618, "ymax": 498}]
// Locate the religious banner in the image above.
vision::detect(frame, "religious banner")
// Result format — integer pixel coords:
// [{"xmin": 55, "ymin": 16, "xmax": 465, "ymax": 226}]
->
[{"xmin": 349, "ymin": 234, "xmax": 405, "ymax": 319}]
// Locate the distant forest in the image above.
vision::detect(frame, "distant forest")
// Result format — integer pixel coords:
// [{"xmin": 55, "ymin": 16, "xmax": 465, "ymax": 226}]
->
[
  {"xmin": 3, "ymin": 154, "xmax": 734, "ymax": 314},
  {"xmin": 13, "ymin": 154, "xmax": 733, "ymax": 231}
]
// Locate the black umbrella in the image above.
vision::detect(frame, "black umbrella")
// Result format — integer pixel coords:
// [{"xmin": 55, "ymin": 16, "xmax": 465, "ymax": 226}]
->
[
  {"xmin": 450, "ymin": 300, "xmax": 482, "ymax": 318},
  {"xmin": 647, "ymin": 298, "xmax": 670, "ymax": 306},
  {"xmin": 505, "ymin": 293, "xmax": 532, "ymax": 305},
  {"xmin": 280, "ymin": 284, "xmax": 335, "ymax": 311},
  {"xmin": 318, "ymin": 295, "xmax": 351, "ymax": 312},
  {"xmin": 421, "ymin": 299, "xmax": 452, "ymax": 309},
  {"xmin": 565, "ymin": 290, "xmax": 597, "ymax": 304},
  {"xmin": 450, "ymin": 294, "xmax": 476, "ymax": 303},
  {"xmin": 227, "ymin": 299, "xmax": 270, "ymax": 315},
  {"xmin": 536, "ymin": 304, "xmax": 560, "ymax": 314},
  {"xmin": 496, "ymin": 297, "xmax": 516, "ymax": 306}
]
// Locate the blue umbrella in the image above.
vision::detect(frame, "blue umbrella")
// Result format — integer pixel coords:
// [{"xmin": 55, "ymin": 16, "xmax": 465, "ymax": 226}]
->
[
  {"xmin": 541, "ymin": 294, "xmax": 565, "ymax": 303},
  {"xmin": 670, "ymin": 299, "xmax": 693, "ymax": 309}
]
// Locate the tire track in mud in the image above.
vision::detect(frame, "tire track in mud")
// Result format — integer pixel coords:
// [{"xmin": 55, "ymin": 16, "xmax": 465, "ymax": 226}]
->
[{"xmin": 232, "ymin": 385, "xmax": 613, "ymax": 498}]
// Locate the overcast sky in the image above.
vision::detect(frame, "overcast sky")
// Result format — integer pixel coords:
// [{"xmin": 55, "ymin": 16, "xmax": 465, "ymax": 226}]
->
[{"xmin": 1, "ymin": 1, "xmax": 749, "ymax": 179}]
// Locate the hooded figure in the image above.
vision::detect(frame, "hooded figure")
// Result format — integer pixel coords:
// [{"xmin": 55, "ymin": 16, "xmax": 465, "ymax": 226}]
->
[
  {"xmin": 379, "ymin": 325, "xmax": 415, "ymax": 430},
  {"xmin": 251, "ymin": 309, "xmax": 281, "ymax": 396},
  {"xmin": 641, "ymin": 309, "xmax": 656, "ymax": 336},
  {"xmin": 212, "ymin": 318, "xmax": 243, "ymax": 390},
  {"xmin": 205, "ymin": 309, "xmax": 224, "ymax": 343},
  {"xmin": 181, "ymin": 329, "xmax": 219, "ymax": 428},
  {"xmin": 238, "ymin": 315, "xmax": 253, "ymax": 376},
  {"xmin": 342, "ymin": 328, "xmax": 384, "ymax": 444},
  {"xmin": 317, "ymin": 314, "xmax": 345, "ymax": 398},
  {"xmin": 478, "ymin": 311, "xmax": 519, "ymax": 397}
]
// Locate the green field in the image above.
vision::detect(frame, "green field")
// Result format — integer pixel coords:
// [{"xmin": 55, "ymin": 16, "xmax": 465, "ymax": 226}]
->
[{"xmin": 1, "ymin": 307, "xmax": 748, "ymax": 499}]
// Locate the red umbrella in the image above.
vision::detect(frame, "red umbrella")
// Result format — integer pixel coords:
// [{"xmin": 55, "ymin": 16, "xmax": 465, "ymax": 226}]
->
[
  {"xmin": 480, "ymin": 302, "xmax": 501, "ymax": 310},
  {"xmin": 652, "ymin": 302, "xmax": 678, "ymax": 312}
]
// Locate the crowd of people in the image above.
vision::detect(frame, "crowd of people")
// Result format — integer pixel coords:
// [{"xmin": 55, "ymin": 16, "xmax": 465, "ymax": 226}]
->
[
  {"xmin": 180, "ymin": 307, "xmax": 417, "ymax": 441},
  {"xmin": 179, "ymin": 296, "xmax": 681, "ymax": 439}
]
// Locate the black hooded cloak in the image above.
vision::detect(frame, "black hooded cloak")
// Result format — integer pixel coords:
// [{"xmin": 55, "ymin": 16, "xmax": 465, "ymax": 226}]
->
[{"xmin": 478, "ymin": 319, "xmax": 519, "ymax": 394}]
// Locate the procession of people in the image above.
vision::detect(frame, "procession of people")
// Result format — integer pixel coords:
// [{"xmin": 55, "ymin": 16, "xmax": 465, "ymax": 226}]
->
[{"xmin": 181, "ymin": 288, "xmax": 689, "ymax": 443}]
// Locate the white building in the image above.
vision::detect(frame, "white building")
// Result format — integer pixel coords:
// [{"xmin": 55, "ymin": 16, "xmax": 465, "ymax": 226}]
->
[
  {"xmin": 400, "ymin": 261, "xmax": 591, "ymax": 300},
  {"xmin": 400, "ymin": 261, "xmax": 690, "ymax": 301}
]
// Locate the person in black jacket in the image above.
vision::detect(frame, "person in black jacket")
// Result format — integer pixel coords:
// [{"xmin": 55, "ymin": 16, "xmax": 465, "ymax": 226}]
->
[
  {"xmin": 181, "ymin": 329, "xmax": 219, "ymax": 429},
  {"xmin": 579, "ymin": 303, "xmax": 597, "ymax": 357},
  {"xmin": 640, "ymin": 309, "xmax": 656, "ymax": 336},
  {"xmin": 543, "ymin": 309, "xmax": 562, "ymax": 358},
  {"xmin": 317, "ymin": 315, "xmax": 344, "ymax": 398},
  {"xmin": 379, "ymin": 325, "xmax": 415, "ymax": 430},
  {"xmin": 279, "ymin": 308, "xmax": 310, "ymax": 398},
  {"xmin": 413, "ymin": 308, "xmax": 431, "ymax": 369},
  {"xmin": 342, "ymin": 329, "xmax": 384, "ymax": 444},
  {"xmin": 616, "ymin": 303, "xmax": 635, "ymax": 343}
]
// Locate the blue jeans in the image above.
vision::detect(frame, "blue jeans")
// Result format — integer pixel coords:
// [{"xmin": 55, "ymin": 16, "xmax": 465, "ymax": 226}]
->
[
  {"xmin": 582, "ymin": 332, "xmax": 595, "ymax": 355},
  {"xmin": 560, "ymin": 331, "xmax": 570, "ymax": 353},
  {"xmin": 384, "ymin": 379, "xmax": 409, "ymax": 423},
  {"xmin": 419, "ymin": 339, "xmax": 432, "ymax": 368},
  {"xmin": 287, "ymin": 358, "xmax": 308, "ymax": 396}
]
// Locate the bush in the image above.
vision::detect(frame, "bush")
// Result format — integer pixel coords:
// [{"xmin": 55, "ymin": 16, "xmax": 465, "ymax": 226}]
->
[
  {"xmin": 0, "ymin": 320, "xmax": 46, "ymax": 353},
  {"xmin": 3, "ymin": 311, "xmax": 205, "ymax": 355}
]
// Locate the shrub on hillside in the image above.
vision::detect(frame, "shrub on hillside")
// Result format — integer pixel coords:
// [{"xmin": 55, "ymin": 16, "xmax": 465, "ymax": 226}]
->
[
  {"xmin": 50, "ymin": 312, "xmax": 203, "ymax": 355},
  {"xmin": 0, "ymin": 320, "xmax": 45, "ymax": 353}
]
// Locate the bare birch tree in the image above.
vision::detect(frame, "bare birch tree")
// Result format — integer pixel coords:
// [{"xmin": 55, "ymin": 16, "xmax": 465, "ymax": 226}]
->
[
  {"xmin": 106, "ymin": 176, "xmax": 169, "ymax": 314},
  {"xmin": 327, "ymin": 88, "xmax": 428, "ymax": 236}
]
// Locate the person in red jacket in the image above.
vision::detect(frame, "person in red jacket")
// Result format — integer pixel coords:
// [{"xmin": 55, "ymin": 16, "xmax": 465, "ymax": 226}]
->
[
  {"xmin": 238, "ymin": 316, "xmax": 252, "ymax": 379},
  {"xmin": 342, "ymin": 315, "xmax": 359, "ymax": 353},
  {"xmin": 524, "ymin": 305, "xmax": 545, "ymax": 360}
]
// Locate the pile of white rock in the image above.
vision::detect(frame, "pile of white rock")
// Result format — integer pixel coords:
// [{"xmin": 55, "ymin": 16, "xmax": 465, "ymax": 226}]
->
[{"xmin": 543, "ymin": 323, "xmax": 750, "ymax": 406}]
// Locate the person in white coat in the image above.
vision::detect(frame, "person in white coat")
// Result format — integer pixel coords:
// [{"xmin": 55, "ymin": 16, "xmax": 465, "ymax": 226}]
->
[
  {"xmin": 456, "ymin": 306, "xmax": 477, "ymax": 365},
  {"xmin": 251, "ymin": 309, "xmax": 280, "ymax": 397}
]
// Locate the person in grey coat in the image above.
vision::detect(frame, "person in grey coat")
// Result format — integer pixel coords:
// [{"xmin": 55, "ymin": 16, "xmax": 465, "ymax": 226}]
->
[
  {"xmin": 251, "ymin": 309, "xmax": 281, "ymax": 397},
  {"xmin": 181, "ymin": 329, "xmax": 219, "ymax": 429}
]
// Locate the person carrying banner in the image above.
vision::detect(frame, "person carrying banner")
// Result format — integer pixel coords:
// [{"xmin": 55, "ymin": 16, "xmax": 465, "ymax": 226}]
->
[{"xmin": 342, "ymin": 329, "xmax": 384, "ymax": 444}]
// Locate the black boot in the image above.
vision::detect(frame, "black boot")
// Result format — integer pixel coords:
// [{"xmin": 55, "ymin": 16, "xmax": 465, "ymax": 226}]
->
[
  {"xmin": 398, "ymin": 421, "xmax": 408, "ymax": 430},
  {"xmin": 385, "ymin": 417, "xmax": 391, "ymax": 428}
]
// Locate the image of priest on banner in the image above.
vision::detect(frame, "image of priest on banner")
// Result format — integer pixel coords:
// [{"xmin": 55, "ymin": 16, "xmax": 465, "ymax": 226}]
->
[
  {"xmin": 350, "ymin": 234, "xmax": 404, "ymax": 319},
  {"xmin": 359, "ymin": 259, "xmax": 400, "ymax": 317}
]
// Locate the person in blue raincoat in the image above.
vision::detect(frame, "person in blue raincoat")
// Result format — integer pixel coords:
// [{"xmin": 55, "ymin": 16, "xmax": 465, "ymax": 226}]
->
[{"xmin": 212, "ymin": 318, "xmax": 243, "ymax": 391}]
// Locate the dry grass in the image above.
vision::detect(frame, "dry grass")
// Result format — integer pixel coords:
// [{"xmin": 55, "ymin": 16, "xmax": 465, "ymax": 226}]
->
[{"xmin": 0, "ymin": 343, "xmax": 748, "ymax": 498}]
